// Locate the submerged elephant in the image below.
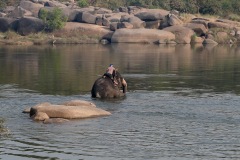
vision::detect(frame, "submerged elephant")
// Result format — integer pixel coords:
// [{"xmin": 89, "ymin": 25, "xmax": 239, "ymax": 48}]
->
[
  {"xmin": 23, "ymin": 100, "xmax": 111, "ymax": 124},
  {"xmin": 91, "ymin": 70, "xmax": 127, "ymax": 98}
]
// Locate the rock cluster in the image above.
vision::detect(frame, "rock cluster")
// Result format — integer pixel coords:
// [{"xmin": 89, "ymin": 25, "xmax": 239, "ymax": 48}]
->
[{"xmin": 1, "ymin": 0, "xmax": 240, "ymax": 45}]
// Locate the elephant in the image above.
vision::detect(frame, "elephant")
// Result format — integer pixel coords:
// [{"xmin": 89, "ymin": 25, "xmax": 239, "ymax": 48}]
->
[
  {"xmin": 91, "ymin": 70, "xmax": 127, "ymax": 98},
  {"xmin": 28, "ymin": 100, "xmax": 111, "ymax": 123}
]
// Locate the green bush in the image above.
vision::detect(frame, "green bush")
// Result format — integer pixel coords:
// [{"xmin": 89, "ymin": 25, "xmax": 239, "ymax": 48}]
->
[
  {"xmin": 77, "ymin": 0, "xmax": 89, "ymax": 7},
  {"xmin": 39, "ymin": 8, "xmax": 67, "ymax": 32}
]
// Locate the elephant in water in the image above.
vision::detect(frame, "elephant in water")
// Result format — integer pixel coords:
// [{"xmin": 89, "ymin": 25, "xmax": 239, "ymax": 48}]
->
[
  {"xmin": 91, "ymin": 70, "xmax": 127, "ymax": 98},
  {"xmin": 25, "ymin": 100, "xmax": 111, "ymax": 124}
]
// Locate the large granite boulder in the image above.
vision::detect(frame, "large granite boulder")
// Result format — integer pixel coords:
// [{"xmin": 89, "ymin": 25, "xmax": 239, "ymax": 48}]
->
[
  {"xmin": 191, "ymin": 18, "xmax": 210, "ymax": 28},
  {"xmin": 95, "ymin": 7, "xmax": 112, "ymax": 14},
  {"xmin": 117, "ymin": 22, "xmax": 134, "ymax": 29},
  {"xmin": 134, "ymin": 9, "xmax": 169, "ymax": 21},
  {"xmin": 183, "ymin": 23, "xmax": 207, "ymax": 36},
  {"xmin": 208, "ymin": 21, "xmax": 233, "ymax": 29},
  {"xmin": 39, "ymin": 7, "xmax": 83, "ymax": 22},
  {"xmin": 167, "ymin": 14, "xmax": 183, "ymax": 26},
  {"xmin": 19, "ymin": 0, "xmax": 44, "ymax": 17},
  {"xmin": 8, "ymin": 6, "xmax": 33, "ymax": 18},
  {"xmin": 63, "ymin": 22, "xmax": 114, "ymax": 40},
  {"xmin": 76, "ymin": 12, "xmax": 98, "ymax": 24},
  {"xmin": 44, "ymin": 0, "xmax": 67, "ymax": 8},
  {"xmin": 127, "ymin": 6, "xmax": 145, "ymax": 14},
  {"xmin": 29, "ymin": 100, "xmax": 111, "ymax": 121},
  {"xmin": 81, "ymin": 12, "xmax": 97, "ymax": 24},
  {"xmin": 17, "ymin": 17, "xmax": 45, "ymax": 36},
  {"xmin": 145, "ymin": 20, "xmax": 160, "ymax": 29},
  {"xmin": 163, "ymin": 26, "xmax": 195, "ymax": 44},
  {"xmin": 111, "ymin": 28, "xmax": 175, "ymax": 43},
  {"xmin": 120, "ymin": 15, "xmax": 146, "ymax": 28},
  {"xmin": 0, "ymin": 17, "xmax": 15, "ymax": 32}
]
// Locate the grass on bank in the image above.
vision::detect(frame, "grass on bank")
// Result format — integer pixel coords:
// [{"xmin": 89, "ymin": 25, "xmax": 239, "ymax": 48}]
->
[{"xmin": 0, "ymin": 29, "xmax": 102, "ymax": 45}]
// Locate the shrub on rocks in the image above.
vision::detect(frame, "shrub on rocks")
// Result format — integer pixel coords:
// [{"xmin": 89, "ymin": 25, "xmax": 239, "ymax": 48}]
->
[{"xmin": 39, "ymin": 7, "xmax": 67, "ymax": 31}]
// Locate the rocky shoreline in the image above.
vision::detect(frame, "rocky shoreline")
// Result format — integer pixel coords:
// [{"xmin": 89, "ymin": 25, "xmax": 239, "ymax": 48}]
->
[{"xmin": 1, "ymin": 0, "xmax": 240, "ymax": 45}]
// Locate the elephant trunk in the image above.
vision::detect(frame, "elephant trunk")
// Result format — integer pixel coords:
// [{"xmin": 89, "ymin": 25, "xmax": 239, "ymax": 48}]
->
[{"xmin": 122, "ymin": 78, "xmax": 127, "ymax": 93}]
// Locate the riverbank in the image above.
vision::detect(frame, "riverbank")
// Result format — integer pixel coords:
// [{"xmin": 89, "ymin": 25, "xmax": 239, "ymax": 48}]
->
[{"xmin": 1, "ymin": 0, "xmax": 240, "ymax": 46}]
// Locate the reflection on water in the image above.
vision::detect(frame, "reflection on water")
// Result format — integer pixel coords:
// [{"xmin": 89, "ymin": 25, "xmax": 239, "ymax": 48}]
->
[
  {"xmin": 1, "ymin": 44, "xmax": 240, "ymax": 95},
  {"xmin": 0, "ymin": 44, "xmax": 240, "ymax": 159}
]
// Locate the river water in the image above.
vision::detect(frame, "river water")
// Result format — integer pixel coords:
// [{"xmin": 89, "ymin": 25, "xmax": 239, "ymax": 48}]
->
[{"xmin": 0, "ymin": 44, "xmax": 240, "ymax": 159}]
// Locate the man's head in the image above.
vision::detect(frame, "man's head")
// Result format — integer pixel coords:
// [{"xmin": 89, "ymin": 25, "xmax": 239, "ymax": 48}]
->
[{"xmin": 109, "ymin": 64, "xmax": 113, "ymax": 67}]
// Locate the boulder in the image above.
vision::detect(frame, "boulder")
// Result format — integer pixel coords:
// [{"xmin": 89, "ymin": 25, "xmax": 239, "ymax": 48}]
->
[
  {"xmin": 170, "ymin": 10, "xmax": 180, "ymax": 16},
  {"xmin": 106, "ymin": 12, "xmax": 129, "ymax": 23},
  {"xmin": 117, "ymin": 22, "xmax": 134, "ymax": 29},
  {"xmin": 96, "ymin": 16, "xmax": 103, "ymax": 25},
  {"xmin": 128, "ymin": 6, "xmax": 144, "ymax": 14},
  {"xmin": 95, "ymin": 8, "xmax": 112, "ymax": 14},
  {"xmin": 163, "ymin": 26, "xmax": 195, "ymax": 44},
  {"xmin": 17, "ymin": 17, "xmax": 45, "ymax": 36},
  {"xmin": 110, "ymin": 22, "xmax": 118, "ymax": 31},
  {"xmin": 100, "ymin": 39, "xmax": 110, "ymax": 44},
  {"xmin": 203, "ymin": 39, "xmax": 218, "ymax": 45},
  {"xmin": 20, "ymin": 0, "xmax": 44, "ymax": 17},
  {"xmin": 63, "ymin": 22, "xmax": 114, "ymax": 40},
  {"xmin": 0, "ymin": 18, "xmax": 15, "ymax": 32},
  {"xmin": 76, "ymin": 12, "xmax": 97, "ymax": 24},
  {"xmin": 145, "ymin": 20, "xmax": 160, "ymax": 29},
  {"xmin": 216, "ymin": 31, "xmax": 229, "ymax": 43},
  {"xmin": 111, "ymin": 28, "xmax": 175, "ymax": 43},
  {"xmin": 167, "ymin": 14, "xmax": 183, "ymax": 26},
  {"xmin": 191, "ymin": 19, "xmax": 209, "ymax": 28},
  {"xmin": 120, "ymin": 15, "xmax": 146, "ymax": 29},
  {"xmin": 208, "ymin": 21, "xmax": 233, "ymax": 29},
  {"xmin": 102, "ymin": 16, "xmax": 110, "ymax": 26},
  {"xmin": 183, "ymin": 23, "xmax": 207, "ymax": 36},
  {"xmin": 29, "ymin": 100, "xmax": 111, "ymax": 119},
  {"xmin": 191, "ymin": 36, "xmax": 204, "ymax": 43},
  {"xmin": 2, "ymin": 6, "xmax": 15, "ymax": 15},
  {"xmin": 134, "ymin": 9, "xmax": 169, "ymax": 21},
  {"xmin": 38, "ymin": 0, "xmax": 49, "ymax": 4},
  {"xmin": 216, "ymin": 19, "xmax": 240, "ymax": 27},
  {"xmin": 60, "ymin": 8, "xmax": 81, "ymax": 22},
  {"xmin": 119, "ymin": 6, "xmax": 128, "ymax": 13},
  {"xmin": 8, "ymin": 6, "xmax": 33, "ymax": 18},
  {"xmin": 44, "ymin": 0, "xmax": 67, "ymax": 8},
  {"xmin": 39, "ymin": 7, "xmax": 79, "ymax": 22},
  {"xmin": 0, "ymin": 12, "xmax": 7, "ymax": 17}
]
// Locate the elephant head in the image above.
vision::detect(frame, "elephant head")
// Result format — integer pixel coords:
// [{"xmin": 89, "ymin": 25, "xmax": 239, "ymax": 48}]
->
[{"xmin": 91, "ymin": 70, "xmax": 127, "ymax": 98}]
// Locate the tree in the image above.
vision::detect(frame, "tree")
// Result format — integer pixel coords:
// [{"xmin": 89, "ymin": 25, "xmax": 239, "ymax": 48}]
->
[
  {"xmin": 184, "ymin": 0, "xmax": 198, "ymax": 14},
  {"xmin": 170, "ymin": 0, "xmax": 186, "ymax": 12},
  {"xmin": 39, "ymin": 8, "xmax": 67, "ymax": 32},
  {"xmin": 77, "ymin": 0, "xmax": 89, "ymax": 7}
]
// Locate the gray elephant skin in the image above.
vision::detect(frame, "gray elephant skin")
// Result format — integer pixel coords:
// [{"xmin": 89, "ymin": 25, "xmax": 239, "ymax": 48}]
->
[{"xmin": 91, "ymin": 71, "xmax": 127, "ymax": 98}]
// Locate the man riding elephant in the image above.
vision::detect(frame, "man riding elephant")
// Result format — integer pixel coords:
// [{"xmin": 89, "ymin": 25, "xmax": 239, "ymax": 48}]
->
[
  {"xmin": 91, "ymin": 64, "xmax": 127, "ymax": 98},
  {"xmin": 103, "ymin": 64, "xmax": 118, "ymax": 85}
]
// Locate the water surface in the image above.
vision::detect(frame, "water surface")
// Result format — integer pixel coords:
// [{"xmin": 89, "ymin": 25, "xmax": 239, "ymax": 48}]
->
[{"xmin": 0, "ymin": 44, "xmax": 240, "ymax": 159}]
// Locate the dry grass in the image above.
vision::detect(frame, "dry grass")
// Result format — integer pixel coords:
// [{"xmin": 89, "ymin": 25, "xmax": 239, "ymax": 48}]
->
[{"xmin": 0, "ymin": 29, "xmax": 101, "ymax": 45}]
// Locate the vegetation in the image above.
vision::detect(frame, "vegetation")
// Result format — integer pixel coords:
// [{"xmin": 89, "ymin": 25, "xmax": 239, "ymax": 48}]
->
[
  {"xmin": 85, "ymin": 0, "xmax": 240, "ymax": 17},
  {"xmin": 0, "ymin": 118, "xmax": 10, "ymax": 137},
  {"xmin": 0, "ymin": 0, "xmax": 239, "ymax": 16},
  {"xmin": 1, "ymin": 0, "xmax": 240, "ymax": 18},
  {"xmin": 39, "ymin": 8, "xmax": 67, "ymax": 32},
  {"xmin": 77, "ymin": 0, "xmax": 89, "ymax": 8}
]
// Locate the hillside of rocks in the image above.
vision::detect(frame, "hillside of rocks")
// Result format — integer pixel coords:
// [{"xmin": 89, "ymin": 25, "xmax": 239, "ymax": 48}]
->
[{"xmin": 1, "ymin": 0, "xmax": 240, "ymax": 45}]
